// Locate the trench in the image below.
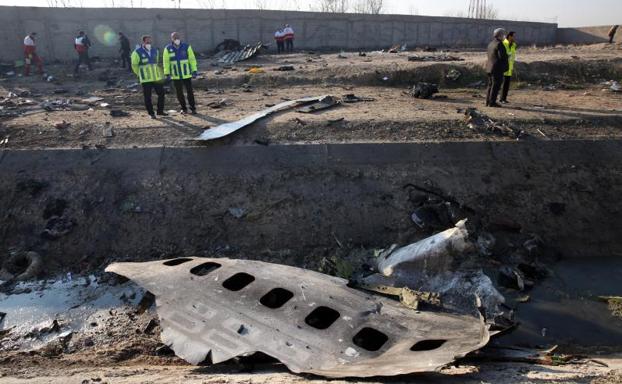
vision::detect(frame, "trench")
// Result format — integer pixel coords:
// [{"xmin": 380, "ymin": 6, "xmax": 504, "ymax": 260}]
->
[
  {"xmin": 1, "ymin": 139, "xmax": 622, "ymax": 348},
  {"xmin": 199, "ymin": 58, "xmax": 622, "ymax": 89}
]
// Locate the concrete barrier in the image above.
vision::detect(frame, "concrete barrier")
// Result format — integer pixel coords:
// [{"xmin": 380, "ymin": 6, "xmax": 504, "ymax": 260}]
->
[{"xmin": 0, "ymin": 6, "xmax": 557, "ymax": 62}]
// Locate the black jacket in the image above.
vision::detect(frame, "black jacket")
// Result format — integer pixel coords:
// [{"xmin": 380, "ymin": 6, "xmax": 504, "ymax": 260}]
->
[
  {"xmin": 119, "ymin": 35, "xmax": 131, "ymax": 53},
  {"xmin": 486, "ymin": 38, "xmax": 509, "ymax": 75}
]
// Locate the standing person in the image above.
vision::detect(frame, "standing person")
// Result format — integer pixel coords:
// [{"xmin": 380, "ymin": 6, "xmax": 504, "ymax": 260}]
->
[
  {"xmin": 500, "ymin": 31, "xmax": 517, "ymax": 104},
  {"xmin": 74, "ymin": 31, "xmax": 93, "ymax": 74},
  {"xmin": 274, "ymin": 28, "xmax": 285, "ymax": 54},
  {"xmin": 283, "ymin": 24, "xmax": 295, "ymax": 53},
  {"xmin": 131, "ymin": 35, "xmax": 167, "ymax": 119},
  {"xmin": 118, "ymin": 32, "xmax": 132, "ymax": 71},
  {"xmin": 163, "ymin": 32, "xmax": 198, "ymax": 114},
  {"xmin": 485, "ymin": 28, "xmax": 509, "ymax": 108},
  {"xmin": 23, "ymin": 32, "xmax": 44, "ymax": 76},
  {"xmin": 609, "ymin": 25, "xmax": 619, "ymax": 44}
]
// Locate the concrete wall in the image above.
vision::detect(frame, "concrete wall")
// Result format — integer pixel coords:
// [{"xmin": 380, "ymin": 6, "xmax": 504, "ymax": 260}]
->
[
  {"xmin": 0, "ymin": 6, "xmax": 558, "ymax": 62},
  {"xmin": 557, "ymin": 25, "xmax": 619, "ymax": 45}
]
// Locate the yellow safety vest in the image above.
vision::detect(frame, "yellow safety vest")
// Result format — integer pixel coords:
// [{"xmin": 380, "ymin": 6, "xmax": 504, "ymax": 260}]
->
[
  {"xmin": 131, "ymin": 47, "xmax": 164, "ymax": 84},
  {"xmin": 503, "ymin": 39, "xmax": 517, "ymax": 77},
  {"xmin": 163, "ymin": 43, "xmax": 197, "ymax": 80}
]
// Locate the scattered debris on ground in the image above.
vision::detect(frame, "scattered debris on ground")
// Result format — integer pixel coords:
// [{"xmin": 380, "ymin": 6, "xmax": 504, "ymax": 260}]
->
[
  {"xmin": 207, "ymin": 98, "xmax": 229, "ymax": 109},
  {"xmin": 462, "ymin": 107, "xmax": 526, "ymax": 139},
  {"xmin": 408, "ymin": 54, "xmax": 465, "ymax": 62},
  {"xmin": 1, "ymin": 44, "xmax": 622, "ymax": 383}
]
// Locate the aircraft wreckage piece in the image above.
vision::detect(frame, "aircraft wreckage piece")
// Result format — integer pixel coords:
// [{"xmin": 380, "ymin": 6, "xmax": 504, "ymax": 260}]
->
[
  {"xmin": 378, "ymin": 219, "xmax": 473, "ymax": 277},
  {"xmin": 194, "ymin": 95, "xmax": 328, "ymax": 141},
  {"xmin": 106, "ymin": 257, "xmax": 489, "ymax": 378}
]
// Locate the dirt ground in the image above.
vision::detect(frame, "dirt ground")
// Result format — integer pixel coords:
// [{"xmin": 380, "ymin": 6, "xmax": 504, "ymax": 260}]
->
[
  {"xmin": 1, "ymin": 44, "xmax": 621, "ymax": 149},
  {"xmin": 3, "ymin": 362, "xmax": 622, "ymax": 384}
]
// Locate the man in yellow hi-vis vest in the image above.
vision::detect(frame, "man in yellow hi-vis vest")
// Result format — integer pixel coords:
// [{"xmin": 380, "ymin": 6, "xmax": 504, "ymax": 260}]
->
[
  {"xmin": 163, "ymin": 32, "xmax": 198, "ymax": 114},
  {"xmin": 131, "ymin": 35, "xmax": 167, "ymax": 119},
  {"xmin": 500, "ymin": 31, "xmax": 517, "ymax": 104}
]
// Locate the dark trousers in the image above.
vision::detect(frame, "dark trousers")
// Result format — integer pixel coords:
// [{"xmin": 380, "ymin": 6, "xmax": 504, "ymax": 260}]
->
[
  {"xmin": 276, "ymin": 41, "xmax": 284, "ymax": 54},
  {"xmin": 486, "ymin": 72, "xmax": 504, "ymax": 106},
  {"xmin": 285, "ymin": 39, "xmax": 294, "ymax": 53},
  {"xmin": 142, "ymin": 82, "xmax": 165, "ymax": 116},
  {"xmin": 501, "ymin": 75, "xmax": 512, "ymax": 101},
  {"xmin": 610, "ymin": 36, "xmax": 615, "ymax": 44},
  {"xmin": 120, "ymin": 51, "xmax": 131, "ymax": 70},
  {"xmin": 24, "ymin": 53, "xmax": 44, "ymax": 76},
  {"xmin": 173, "ymin": 78, "xmax": 196, "ymax": 112},
  {"xmin": 74, "ymin": 51, "xmax": 92, "ymax": 73}
]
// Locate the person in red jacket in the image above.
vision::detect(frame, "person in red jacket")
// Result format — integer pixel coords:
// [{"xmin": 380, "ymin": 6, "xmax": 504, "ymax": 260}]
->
[
  {"xmin": 283, "ymin": 24, "xmax": 295, "ymax": 53},
  {"xmin": 74, "ymin": 31, "xmax": 93, "ymax": 75},
  {"xmin": 23, "ymin": 32, "xmax": 44, "ymax": 76}
]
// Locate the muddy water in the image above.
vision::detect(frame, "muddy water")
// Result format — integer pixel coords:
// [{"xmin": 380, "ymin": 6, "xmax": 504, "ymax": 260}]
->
[{"xmin": 499, "ymin": 257, "xmax": 622, "ymax": 351}]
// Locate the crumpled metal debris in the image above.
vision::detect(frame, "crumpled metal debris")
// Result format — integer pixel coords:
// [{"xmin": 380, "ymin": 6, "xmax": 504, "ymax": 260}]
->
[
  {"xmin": 219, "ymin": 42, "xmax": 264, "ymax": 65},
  {"xmin": 195, "ymin": 95, "xmax": 329, "ymax": 141},
  {"xmin": 378, "ymin": 219, "xmax": 473, "ymax": 277},
  {"xmin": 341, "ymin": 94, "xmax": 375, "ymax": 103},
  {"xmin": 365, "ymin": 216, "xmax": 507, "ymax": 323},
  {"xmin": 408, "ymin": 54, "xmax": 464, "ymax": 62},
  {"xmin": 463, "ymin": 108, "xmax": 526, "ymax": 139},
  {"xmin": 297, "ymin": 95, "xmax": 340, "ymax": 113},
  {"xmin": 410, "ymin": 82, "xmax": 439, "ymax": 99},
  {"xmin": 106, "ymin": 257, "xmax": 490, "ymax": 378}
]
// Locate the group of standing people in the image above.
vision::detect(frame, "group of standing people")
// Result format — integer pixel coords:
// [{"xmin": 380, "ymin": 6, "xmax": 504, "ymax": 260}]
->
[
  {"xmin": 22, "ymin": 30, "xmax": 198, "ymax": 118},
  {"xmin": 130, "ymin": 32, "xmax": 198, "ymax": 118},
  {"xmin": 274, "ymin": 24, "xmax": 295, "ymax": 53},
  {"xmin": 485, "ymin": 28, "xmax": 517, "ymax": 107},
  {"xmin": 22, "ymin": 30, "xmax": 93, "ymax": 76}
]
